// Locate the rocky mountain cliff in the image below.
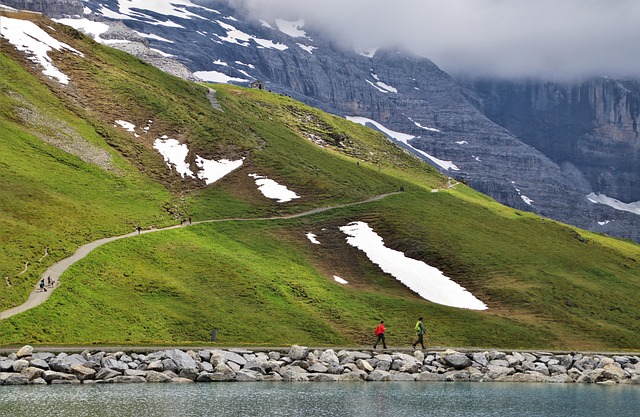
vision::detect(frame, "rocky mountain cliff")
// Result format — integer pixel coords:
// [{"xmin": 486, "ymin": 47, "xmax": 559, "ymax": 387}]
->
[
  {"xmin": 0, "ymin": 0, "xmax": 83, "ymax": 17},
  {"xmin": 3, "ymin": 0, "xmax": 639, "ymax": 242},
  {"xmin": 467, "ymin": 78, "xmax": 640, "ymax": 203}
]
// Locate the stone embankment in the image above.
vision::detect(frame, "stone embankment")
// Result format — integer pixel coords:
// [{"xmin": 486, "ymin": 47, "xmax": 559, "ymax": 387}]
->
[{"xmin": 1, "ymin": 345, "xmax": 639, "ymax": 386}]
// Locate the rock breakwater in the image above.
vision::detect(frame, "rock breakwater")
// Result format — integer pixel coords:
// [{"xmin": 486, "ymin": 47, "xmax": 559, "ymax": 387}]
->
[{"xmin": 1, "ymin": 345, "xmax": 639, "ymax": 385}]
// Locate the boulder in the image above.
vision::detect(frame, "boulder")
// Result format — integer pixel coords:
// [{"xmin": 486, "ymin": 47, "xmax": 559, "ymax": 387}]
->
[
  {"xmin": 308, "ymin": 363, "xmax": 329, "ymax": 373},
  {"xmin": 3, "ymin": 374, "xmax": 30, "ymax": 385},
  {"xmin": 71, "ymin": 364, "xmax": 96, "ymax": 381},
  {"xmin": 29, "ymin": 359, "xmax": 50, "ymax": 370},
  {"xmin": 43, "ymin": 370, "xmax": 79, "ymax": 383},
  {"xmin": 146, "ymin": 370, "xmax": 172, "ymax": 383},
  {"xmin": 319, "ymin": 349, "xmax": 339, "ymax": 366},
  {"xmin": 178, "ymin": 368, "xmax": 199, "ymax": 381},
  {"xmin": 600, "ymin": 364, "xmax": 626, "ymax": 382},
  {"xmin": 440, "ymin": 351, "xmax": 472, "ymax": 370},
  {"xmin": 146, "ymin": 360, "xmax": 164, "ymax": 372},
  {"xmin": 21, "ymin": 367, "xmax": 45, "ymax": 381},
  {"xmin": 391, "ymin": 372, "xmax": 415, "ymax": 381},
  {"xmin": 288, "ymin": 345, "xmax": 309, "ymax": 361},
  {"xmin": 50, "ymin": 354, "xmax": 86, "ymax": 373},
  {"xmin": 164, "ymin": 349, "xmax": 197, "ymax": 372},
  {"xmin": 16, "ymin": 345, "xmax": 33, "ymax": 359},
  {"xmin": 94, "ymin": 368, "xmax": 121, "ymax": 380},
  {"xmin": 12, "ymin": 359, "xmax": 30, "ymax": 373},
  {"xmin": 339, "ymin": 371, "xmax": 366, "ymax": 381},
  {"xmin": 309, "ymin": 373, "xmax": 340, "ymax": 382},
  {"xmin": 162, "ymin": 359, "xmax": 179, "ymax": 374},
  {"xmin": 234, "ymin": 370, "xmax": 261, "ymax": 382},
  {"xmin": 367, "ymin": 370, "xmax": 392, "ymax": 381},
  {"xmin": 472, "ymin": 352, "xmax": 488, "ymax": 367},
  {"xmin": 355, "ymin": 359, "xmax": 374, "ymax": 373},
  {"xmin": 0, "ymin": 360, "xmax": 14, "ymax": 372},
  {"xmin": 280, "ymin": 368, "xmax": 309, "ymax": 382}
]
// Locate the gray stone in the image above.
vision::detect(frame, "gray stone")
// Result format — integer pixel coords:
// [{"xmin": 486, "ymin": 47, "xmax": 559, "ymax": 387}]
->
[
  {"xmin": 262, "ymin": 373, "xmax": 284, "ymax": 382},
  {"xmin": 70, "ymin": 364, "xmax": 96, "ymax": 381},
  {"xmin": 440, "ymin": 352, "xmax": 472, "ymax": 370},
  {"xmin": 376, "ymin": 361, "xmax": 391, "ymax": 372},
  {"xmin": 209, "ymin": 354, "xmax": 226, "ymax": 367},
  {"xmin": 31, "ymin": 377, "xmax": 47, "ymax": 385},
  {"xmin": 416, "ymin": 372, "xmax": 446, "ymax": 382},
  {"xmin": 319, "ymin": 349, "xmax": 340, "ymax": 366},
  {"xmin": 164, "ymin": 349, "xmax": 197, "ymax": 372},
  {"xmin": 3, "ymin": 374, "xmax": 30, "ymax": 385},
  {"xmin": 288, "ymin": 345, "xmax": 309, "ymax": 361},
  {"xmin": 308, "ymin": 363, "xmax": 329, "ymax": 373},
  {"xmin": 29, "ymin": 359, "xmax": 50, "ymax": 370},
  {"xmin": 375, "ymin": 354, "xmax": 393, "ymax": 363},
  {"xmin": 548, "ymin": 365, "xmax": 568, "ymax": 376},
  {"xmin": 146, "ymin": 360, "xmax": 164, "ymax": 372},
  {"xmin": 339, "ymin": 372, "xmax": 366, "ymax": 381},
  {"xmin": 103, "ymin": 358, "xmax": 129, "ymax": 373},
  {"xmin": 123, "ymin": 369, "xmax": 147, "ymax": 377},
  {"xmin": 219, "ymin": 351, "xmax": 247, "ymax": 366},
  {"xmin": 489, "ymin": 359, "xmax": 510, "ymax": 368},
  {"xmin": 355, "ymin": 359, "xmax": 374, "ymax": 373},
  {"xmin": 16, "ymin": 345, "xmax": 33, "ymax": 359},
  {"xmin": 198, "ymin": 350, "xmax": 212, "ymax": 363},
  {"xmin": 472, "ymin": 352, "xmax": 489, "ymax": 367},
  {"xmin": 391, "ymin": 372, "xmax": 416, "ymax": 381},
  {"xmin": 280, "ymin": 368, "xmax": 309, "ymax": 382},
  {"xmin": 94, "ymin": 368, "xmax": 120, "ymax": 380},
  {"xmin": 0, "ymin": 360, "xmax": 14, "ymax": 372},
  {"xmin": 444, "ymin": 370, "xmax": 471, "ymax": 381},
  {"xmin": 367, "ymin": 370, "xmax": 392, "ymax": 381},
  {"xmin": 484, "ymin": 365, "xmax": 514, "ymax": 380},
  {"xmin": 12, "ymin": 359, "xmax": 30, "ymax": 373},
  {"xmin": 162, "ymin": 359, "xmax": 179, "ymax": 373},
  {"xmin": 21, "ymin": 367, "xmax": 45, "ymax": 381},
  {"xmin": 234, "ymin": 370, "xmax": 261, "ymax": 382},
  {"xmin": 178, "ymin": 368, "xmax": 199, "ymax": 381},
  {"xmin": 200, "ymin": 362, "xmax": 213, "ymax": 373},
  {"xmin": 110, "ymin": 376, "xmax": 146, "ymax": 383},
  {"xmin": 146, "ymin": 370, "xmax": 172, "ymax": 383},
  {"xmin": 50, "ymin": 354, "xmax": 86, "ymax": 373},
  {"xmin": 43, "ymin": 370, "xmax": 78, "ymax": 383},
  {"xmin": 309, "ymin": 373, "xmax": 340, "ymax": 382}
]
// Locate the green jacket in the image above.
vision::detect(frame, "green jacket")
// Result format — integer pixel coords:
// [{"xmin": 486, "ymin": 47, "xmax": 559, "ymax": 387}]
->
[{"xmin": 415, "ymin": 320, "xmax": 425, "ymax": 335}]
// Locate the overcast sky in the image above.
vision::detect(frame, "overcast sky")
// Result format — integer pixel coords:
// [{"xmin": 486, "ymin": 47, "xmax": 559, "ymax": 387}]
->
[{"xmin": 222, "ymin": 0, "xmax": 640, "ymax": 80}]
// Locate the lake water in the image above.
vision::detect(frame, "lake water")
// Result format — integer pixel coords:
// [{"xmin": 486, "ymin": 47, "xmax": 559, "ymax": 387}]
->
[{"xmin": 1, "ymin": 382, "xmax": 639, "ymax": 417}]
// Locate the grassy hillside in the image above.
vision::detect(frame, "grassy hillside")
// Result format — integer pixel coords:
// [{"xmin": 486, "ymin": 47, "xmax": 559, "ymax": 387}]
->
[{"xmin": 1, "ymin": 12, "xmax": 639, "ymax": 350}]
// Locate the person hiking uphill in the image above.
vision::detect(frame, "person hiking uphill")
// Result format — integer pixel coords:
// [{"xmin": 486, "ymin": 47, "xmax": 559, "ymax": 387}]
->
[
  {"xmin": 373, "ymin": 320, "xmax": 387, "ymax": 350},
  {"xmin": 412, "ymin": 317, "xmax": 426, "ymax": 349}
]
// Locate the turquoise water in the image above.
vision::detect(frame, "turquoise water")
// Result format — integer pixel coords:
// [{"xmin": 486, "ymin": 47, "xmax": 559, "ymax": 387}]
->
[{"xmin": 1, "ymin": 382, "xmax": 639, "ymax": 417}]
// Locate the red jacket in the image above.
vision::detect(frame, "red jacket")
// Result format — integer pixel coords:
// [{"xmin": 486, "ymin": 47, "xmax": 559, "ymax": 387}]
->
[{"xmin": 374, "ymin": 323, "xmax": 386, "ymax": 335}]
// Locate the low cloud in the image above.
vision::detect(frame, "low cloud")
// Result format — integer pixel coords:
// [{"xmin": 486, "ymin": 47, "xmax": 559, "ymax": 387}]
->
[{"xmin": 220, "ymin": 0, "xmax": 640, "ymax": 80}]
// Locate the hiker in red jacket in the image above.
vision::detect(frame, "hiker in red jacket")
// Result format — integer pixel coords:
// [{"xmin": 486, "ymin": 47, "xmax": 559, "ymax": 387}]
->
[{"xmin": 373, "ymin": 320, "xmax": 387, "ymax": 350}]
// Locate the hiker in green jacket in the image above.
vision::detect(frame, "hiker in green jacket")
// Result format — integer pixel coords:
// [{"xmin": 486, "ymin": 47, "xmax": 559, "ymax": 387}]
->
[{"xmin": 412, "ymin": 317, "xmax": 426, "ymax": 349}]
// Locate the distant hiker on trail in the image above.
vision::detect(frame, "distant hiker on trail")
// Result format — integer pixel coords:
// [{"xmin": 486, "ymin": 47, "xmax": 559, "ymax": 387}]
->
[
  {"xmin": 136, "ymin": 226, "xmax": 142, "ymax": 235},
  {"xmin": 39, "ymin": 278, "xmax": 47, "ymax": 292},
  {"xmin": 188, "ymin": 216, "xmax": 192, "ymax": 225},
  {"xmin": 47, "ymin": 276, "xmax": 51, "ymax": 287},
  {"xmin": 412, "ymin": 317, "xmax": 426, "ymax": 349},
  {"xmin": 373, "ymin": 320, "xmax": 387, "ymax": 350}
]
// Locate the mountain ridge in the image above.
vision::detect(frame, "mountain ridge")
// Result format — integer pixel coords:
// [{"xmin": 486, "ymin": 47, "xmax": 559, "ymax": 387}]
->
[{"xmin": 8, "ymin": 0, "xmax": 636, "ymax": 241}]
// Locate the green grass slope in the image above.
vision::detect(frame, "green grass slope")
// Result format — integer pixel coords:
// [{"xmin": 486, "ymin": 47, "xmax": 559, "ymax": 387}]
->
[{"xmin": 1, "ymin": 12, "xmax": 639, "ymax": 350}]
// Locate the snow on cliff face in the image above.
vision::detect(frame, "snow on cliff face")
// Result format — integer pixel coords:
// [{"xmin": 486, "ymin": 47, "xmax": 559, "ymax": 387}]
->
[{"xmin": 0, "ymin": 17, "xmax": 83, "ymax": 85}]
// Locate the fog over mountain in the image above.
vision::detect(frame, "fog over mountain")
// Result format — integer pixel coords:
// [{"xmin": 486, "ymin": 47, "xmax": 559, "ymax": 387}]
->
[{"xmin": 214, "ymin": 0, "xmax": 640, "ymax": 80}]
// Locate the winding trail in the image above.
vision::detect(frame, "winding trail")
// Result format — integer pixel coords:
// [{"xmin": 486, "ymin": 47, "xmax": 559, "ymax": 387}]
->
[{"xmin": 0, "ymin": 193, "xmax": 399, "ymax": 321}]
